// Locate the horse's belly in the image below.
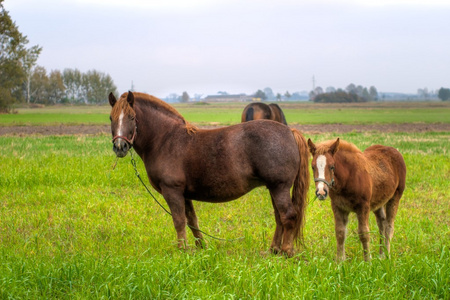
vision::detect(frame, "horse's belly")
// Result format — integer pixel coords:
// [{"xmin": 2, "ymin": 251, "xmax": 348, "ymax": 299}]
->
[
  {"xmin": 184, "ymin": 178, "xmax": 263, "ymax": 203},
  {"xmin": 370, "ymin": 187, "xmax": 397, "ymax": 210}
]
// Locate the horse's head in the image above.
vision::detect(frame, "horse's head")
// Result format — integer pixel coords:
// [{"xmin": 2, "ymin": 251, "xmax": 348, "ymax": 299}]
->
[
  {"xmin": 109, "ymin": 91, "xmax": 137, "ymax": 158},
  {"xmin": 307, "ymin": 138, "xmax": 340, "ymax": 200}
]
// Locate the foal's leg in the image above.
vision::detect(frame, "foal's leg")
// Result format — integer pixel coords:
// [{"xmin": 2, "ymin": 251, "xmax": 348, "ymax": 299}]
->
[
  {"xmin": 161, "ymin": 187, "xmax": 188, "ymax": 249},
  {"xmin": 374, "ymin": 207, "xmax": 388, "ymax": 257},
  {"xmin": 185, "ymin": 199, "xmax": 205, "ymax": 248},
  {"xmin": 270, "ymin": 186, "xmax": 297, "ymax": 257},
  {"xmin": 269, "ymin": 195, "xmax": 284, "ymax": 254},
  {"xmin": 331, "ymin": 204, "xmax": 349, "ymax": 262},
  {"xmin": 384, "ymin": 193, "xmax": 401, "ymax": 255},
  {"xmin": 356, "ymin": 206, "xmax": 371, "ymax": 261}
]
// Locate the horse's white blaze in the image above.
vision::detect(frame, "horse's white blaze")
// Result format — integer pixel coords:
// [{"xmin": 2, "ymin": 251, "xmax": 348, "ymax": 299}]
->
[
  {"xmin": 317, "ymin": 155, "xmax": 327, "ymax": 191},
  {"xmin": 117, "ymin": 110, "xmax": 124, "ymax": 136}
]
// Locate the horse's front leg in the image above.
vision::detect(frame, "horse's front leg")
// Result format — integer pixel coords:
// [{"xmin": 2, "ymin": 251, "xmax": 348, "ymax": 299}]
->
[
  {"xmin": 161, "ymin": 186, "xmax": 188, "ymax": 249},
  {"xmin": 332, "ymin": 204, "xmax": 349, "ymax": 262},
  {"xmin": 185, "ymin": 199, "xmax": 205, "ymax": 248}
]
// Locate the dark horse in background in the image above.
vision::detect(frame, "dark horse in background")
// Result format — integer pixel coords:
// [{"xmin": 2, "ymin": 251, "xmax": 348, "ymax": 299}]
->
[
  {"xmin": 241, "ymin": 102, "xmax": 288, "ymax": 125},
  {"xmin": 308, "ymin": 138, "xmax": 406, "ymax": 261},
  {"xmin": 109, "ymin": 91, "xmax": 310, "ymax": 256}
]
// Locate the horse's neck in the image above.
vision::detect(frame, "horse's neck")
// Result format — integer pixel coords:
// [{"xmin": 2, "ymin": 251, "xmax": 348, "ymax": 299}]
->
[
  {"xmin": 133, "ymin": 104, "xmax": 186, "ymax": 154},
  {"xmin": 335, "ymin": 150, "xmax": 365, "ymax": 183}
]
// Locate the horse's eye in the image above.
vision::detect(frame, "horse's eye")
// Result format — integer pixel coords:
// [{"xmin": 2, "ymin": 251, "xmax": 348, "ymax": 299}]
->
[{"xmin": 330, "ymin": 166, "xmax": 335, "ymax": 171}]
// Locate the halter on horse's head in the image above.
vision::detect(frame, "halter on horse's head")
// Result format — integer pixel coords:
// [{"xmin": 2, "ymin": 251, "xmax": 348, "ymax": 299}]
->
[
  {"xmin": 109, "ymin": 92, "xmax": 137, "ymax": 158},
  {"xmin": 307, "ymin": 138, "xmax": 340, "ymax": 200}
]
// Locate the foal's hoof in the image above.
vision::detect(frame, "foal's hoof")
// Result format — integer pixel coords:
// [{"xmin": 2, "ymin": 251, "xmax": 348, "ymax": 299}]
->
[
  {"xmin": 271, "ymin": 245, "xmax": 295, "ymax": 257},
  {"xmin": 270, "ymin": 246, "xmax": 281, "ymax": 255},
  {"xmin": 282, "ymin": 249, "xmax": 295, "ymax": 258}
]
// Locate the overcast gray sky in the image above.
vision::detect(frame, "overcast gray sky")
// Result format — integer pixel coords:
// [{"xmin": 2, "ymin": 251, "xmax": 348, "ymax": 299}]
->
[{"xmin": 6, "ymin": 0, "xmax": 450, "ymax": 98}]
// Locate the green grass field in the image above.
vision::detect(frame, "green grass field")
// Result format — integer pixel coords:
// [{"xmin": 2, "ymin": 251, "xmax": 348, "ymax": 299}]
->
[
  {"xmin": 1, "ymin": 131, "xmax": 449, "ymax": 298},
  {"xmin": 2, "ymin": 101, "xmax": 450, "ymax": 126},
  {"xmin": 0, "ymin": 102, "xmax": 449, "ymax": 298}
]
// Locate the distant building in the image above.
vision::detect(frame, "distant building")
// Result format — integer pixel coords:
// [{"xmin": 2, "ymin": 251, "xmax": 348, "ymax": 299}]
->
[{"xmin": 203, "ymin": 94, "xmax": 256, "ymax": 102}]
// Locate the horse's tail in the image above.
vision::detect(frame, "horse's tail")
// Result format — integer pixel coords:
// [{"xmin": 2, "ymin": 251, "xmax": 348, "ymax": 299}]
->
[
  {"xmin": 290, "ymin": 128, "xmax": 310, "ymax": 244},
  {"xmin": 244, "ymin": 107, "xmax": 254, "ymax": 122}
]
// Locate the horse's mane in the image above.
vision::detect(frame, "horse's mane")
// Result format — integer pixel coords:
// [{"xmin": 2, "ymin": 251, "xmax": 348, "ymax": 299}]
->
[
  {"xmin": 116, "ymin": 92, "xmax": 198, "ymax": 134},
  {"xmin": 111, "ymin": 94, "xmax": 136, "ymax": 120},
  {"xmin": 315, "ymin": 139, "xmax": 361, "ymax": 155}
]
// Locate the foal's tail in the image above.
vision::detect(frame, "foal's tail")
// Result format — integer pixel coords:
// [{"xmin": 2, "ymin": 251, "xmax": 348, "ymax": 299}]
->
[{"xmin": 291, "ymin": 128, "xmax": 310, "ymax": 244}]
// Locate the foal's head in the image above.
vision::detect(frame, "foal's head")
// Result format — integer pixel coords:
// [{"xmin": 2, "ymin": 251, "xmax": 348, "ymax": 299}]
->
[
  {"xmin": 109, "ymin": 92, "xmax": 137, "ymax": 158},
  {"xmin": 307, "ymin": 138, "xmax": 340, "ymax": 200}
]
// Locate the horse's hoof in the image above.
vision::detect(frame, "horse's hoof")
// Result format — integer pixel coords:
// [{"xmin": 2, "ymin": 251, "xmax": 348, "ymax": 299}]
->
[{"xmin": 195, "ymin": 239, "xmax": 207, "ymax": 249}]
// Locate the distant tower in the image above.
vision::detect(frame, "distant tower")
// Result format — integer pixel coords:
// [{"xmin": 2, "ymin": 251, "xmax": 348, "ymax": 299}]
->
[
  {"xmin": 130, "ymin": 81, "xmax": 135, "ymax": 92},
  {"xmin": 312, "ymin": 75, "xmax": 316, "ymax": 91}
]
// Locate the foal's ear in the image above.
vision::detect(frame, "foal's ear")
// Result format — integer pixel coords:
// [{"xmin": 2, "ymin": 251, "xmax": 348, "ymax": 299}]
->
[
  {"xmin": 108, "ymin": 92, "xmax": 117, "ymax": 107},
  {"xmin": 330, "ymin": 138, "xmax": 340, "ymax": 155},
  {"xmin": 307, "ymin": 138, "xmax": 316, "ymax": 155},
  {"xmin": 127, "ymin": 91, "xmax": 134, "ymax": 108}
]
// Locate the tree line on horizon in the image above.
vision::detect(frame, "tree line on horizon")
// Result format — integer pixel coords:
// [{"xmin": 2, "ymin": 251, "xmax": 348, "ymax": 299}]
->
[
  {"xmin": 310, "ymin": 84, "xmax": 378, "ymax": 103},
  {"xmin": 438, "ymin": 88, "xmax": 450, "ymax": 101},
  {"xmin": 170, "ymin": 83, "xmax": 448, "ymax": 104},
  {"xmin": 255, "ymin": 84, "xmax": 380, "ymax": 103},
  {"xmin": 28, "ymin": 67, "xmax": 117, "ymax": 105},
  {"xmin": 228, "ymin": 84, "xmax": 378, "ymax": 103},
  {"xmin": 0, "ymin": 1, "xmax": 117, "ymax": 112}
]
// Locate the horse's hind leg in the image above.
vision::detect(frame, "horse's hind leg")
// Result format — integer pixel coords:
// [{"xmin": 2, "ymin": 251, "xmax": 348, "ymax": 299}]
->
[
  {"xmin": 374, "ymin": 207, "xmax": 388, "ymax": 257},
  {"xmin": 384, "ymin": 192, "xmax": 402, "ymax": 255},
  {"xmin": 356, "ymin": 205, "xmax": 371, "ymax": 261},
  {"xmin": 185, "ymin": 199, "xmax": 205, "ymax": 248},
  {"xmin": 269, "ymin": 196, "xmax": 283, "ymax": 254},
  {"xmin": 270, "ymin": 187, "xmax": 297, "ymax": 257}
]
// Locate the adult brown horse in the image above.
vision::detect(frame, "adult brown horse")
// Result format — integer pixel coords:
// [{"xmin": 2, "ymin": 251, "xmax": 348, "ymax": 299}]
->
[
  {"xmin": 307, "ymin": 138, "xmax": 406, "ymax": 261},
  {"xmin": 241, "ymin": 102, "xmax": 287, "ymax": 125},
  {"xmin": 109, "ymin": 91, "xmax": 310, "ymax": 256}
]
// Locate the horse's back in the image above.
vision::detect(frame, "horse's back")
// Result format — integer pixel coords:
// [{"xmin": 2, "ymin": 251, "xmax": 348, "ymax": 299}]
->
[
  {"xmin": 229, "ymin": 120, "xmax": 299, "ymax": 167},
  {"xmin": 241, "ymin": 103, "xmax": 272, "ymax": 122},
  {"xmin": 364, "ymin": 145, "xmax": 406, "ymax": 200},
  {"xmin": 268, "ymin": 103, "xmax": 288, "ymax": 125},
  {"xmin": 365, "ymin": 145, "xmax": 405, "ymax": 173},
  {"xmin": 184, "ymin": 120, "xmax": 300, "ymax": 201}
]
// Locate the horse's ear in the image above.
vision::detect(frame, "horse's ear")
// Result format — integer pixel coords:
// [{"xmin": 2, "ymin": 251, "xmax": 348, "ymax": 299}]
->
[
  {"xmin": 127, "ymin": 91, "xmax": 134, "ymax": 108},
  {"xmin": 307, "ymin": 138, "xmax": 316, "ymax": 155},
  {"xmin": 330, "ymin": 138, "xmax": 340, "ymax": 155},
  {"xmin": 108, "ymin": 92, "xmax": 117, "ymax": 107}
]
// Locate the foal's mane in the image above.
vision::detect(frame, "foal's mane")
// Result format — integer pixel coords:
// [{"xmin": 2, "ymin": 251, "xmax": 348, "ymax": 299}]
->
[
  {"xmin": 315, "ymin": 139, "xmax": 361, "ymax": 155},
  {"xmin": 114, "ymin": 92, "xmax": 198, "ymax": 134}
]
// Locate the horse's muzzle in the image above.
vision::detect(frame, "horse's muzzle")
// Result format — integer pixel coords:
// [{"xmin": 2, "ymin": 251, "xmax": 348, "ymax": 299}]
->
[
  {"xmin": 316, "ymin": 189, "xmax": 328, "ymax": 201},
  {"xmin": 113, "ymin": 138, "xmax": 130, "ymax": 157}
]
